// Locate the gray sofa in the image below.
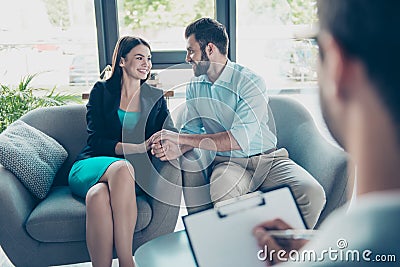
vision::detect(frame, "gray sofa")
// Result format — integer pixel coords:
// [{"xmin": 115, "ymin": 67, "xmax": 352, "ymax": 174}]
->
[
  {"xmin": 0, "ymin": 104, "xmax": 182, "ymax": 267},
  {"xmin": 179, "ymin": 95, "xmax": 349, "ymax": 227}
]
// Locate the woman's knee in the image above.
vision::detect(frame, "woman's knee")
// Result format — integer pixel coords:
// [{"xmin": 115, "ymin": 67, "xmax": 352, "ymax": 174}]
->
[
  {"xmin": 86, "ymin": 183, "xmax": 111, "ymax": 210},
  {"xmin": 109, "ymin": 161, "xmax": 135, "ymax": 179},
  {"xmin": 105, "ymin": 161, "xmax": 137, "ymax": 194}
]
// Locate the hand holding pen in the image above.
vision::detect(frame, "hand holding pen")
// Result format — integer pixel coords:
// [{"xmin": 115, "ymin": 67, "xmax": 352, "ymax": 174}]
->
[{"xmin": 253, "ymin": 218, "xmax": 312, "ymax": 265}]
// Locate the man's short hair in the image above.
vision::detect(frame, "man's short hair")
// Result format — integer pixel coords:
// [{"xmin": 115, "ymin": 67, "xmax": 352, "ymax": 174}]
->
[
  {"xmin": 318, "ymin": 0, "xmax": 400, "ymax": 136},
  {"xmin": 185, "ymin": 18, "xmax": 229, "ymax": 55}
]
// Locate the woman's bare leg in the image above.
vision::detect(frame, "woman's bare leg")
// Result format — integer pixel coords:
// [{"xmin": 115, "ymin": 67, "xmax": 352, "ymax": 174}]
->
[
  {"xmin": 86, "ymin": 183, "xmax": 113, "ymax": 267},
  {"xmin": 100, "ymin": 160, "xmax": 137, "ymax": 267}
]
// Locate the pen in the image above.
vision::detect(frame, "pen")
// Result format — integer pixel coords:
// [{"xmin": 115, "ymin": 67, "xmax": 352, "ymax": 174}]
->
[{"xmin": 267, "ymin": 229, "xmax": 317, "ymax": 240}]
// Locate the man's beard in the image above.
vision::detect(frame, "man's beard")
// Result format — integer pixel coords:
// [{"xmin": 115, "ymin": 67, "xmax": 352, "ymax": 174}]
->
[{"xmin": 193, "ymin": 52, "xmax": 210, "ymax": 77}]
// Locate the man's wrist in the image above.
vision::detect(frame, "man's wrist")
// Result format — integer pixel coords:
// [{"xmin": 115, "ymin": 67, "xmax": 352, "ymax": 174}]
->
[{"xmin": 179, "ymin": 144, "xmax": 193, "ymax": 155}]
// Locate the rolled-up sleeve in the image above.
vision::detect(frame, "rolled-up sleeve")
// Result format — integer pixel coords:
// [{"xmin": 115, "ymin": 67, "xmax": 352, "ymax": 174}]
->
[{"xmin": 229, "ymin": 77, "xmax": 269, "ymax": 154}]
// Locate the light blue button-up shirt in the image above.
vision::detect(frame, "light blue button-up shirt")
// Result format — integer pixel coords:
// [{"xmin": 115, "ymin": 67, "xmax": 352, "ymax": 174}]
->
[{"xmin": 181, "ymin": 60, "xmax": 277, "ymax": 157}]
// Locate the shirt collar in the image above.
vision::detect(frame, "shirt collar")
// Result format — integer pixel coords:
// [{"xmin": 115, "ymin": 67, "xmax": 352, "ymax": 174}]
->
[
  {"xmin": 214, "ymin": 59, "xmax": 234, "ymax": 85},
  {"xmin": 200, "ymin": 59, "xmax": 234, "ymax": 85}
]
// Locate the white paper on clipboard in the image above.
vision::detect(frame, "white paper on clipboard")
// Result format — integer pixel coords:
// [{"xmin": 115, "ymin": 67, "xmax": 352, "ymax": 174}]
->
[{"xmin": 183, "ymin": 185, "xmax": 307, "ymax": 267}]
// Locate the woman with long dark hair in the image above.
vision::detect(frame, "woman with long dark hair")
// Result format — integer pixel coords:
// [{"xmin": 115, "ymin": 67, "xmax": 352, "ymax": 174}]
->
[{"xmin": 68, "ymin": 36, "xmax": 175, "ymax": 267}]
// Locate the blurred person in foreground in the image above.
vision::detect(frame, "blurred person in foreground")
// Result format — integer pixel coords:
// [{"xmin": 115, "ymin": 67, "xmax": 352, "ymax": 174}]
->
[{"xmin": 253, "ymin": 0, "xmax": 400, "ymax": 266}]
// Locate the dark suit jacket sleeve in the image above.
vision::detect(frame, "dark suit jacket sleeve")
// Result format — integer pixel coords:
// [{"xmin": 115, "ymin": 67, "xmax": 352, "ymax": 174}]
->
[{"xmin": 86, "ymin": 82, "xmax": 119, "ymax": 156}]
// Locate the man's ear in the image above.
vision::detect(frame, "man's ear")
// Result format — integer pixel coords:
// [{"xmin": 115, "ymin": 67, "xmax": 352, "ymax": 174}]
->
[
  {"xmin": 319, "ymin": 33, "xmax": 349, "ymax": 100},
  {"xmin": 206, "ymin": 43, "xmax": 216, "ymax": 57}
]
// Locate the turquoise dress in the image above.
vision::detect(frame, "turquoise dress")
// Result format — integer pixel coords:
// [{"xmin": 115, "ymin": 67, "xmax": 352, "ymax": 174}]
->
[{"xmin": 68, "ymin": 109, "xmax": 140, "ymax": 198}]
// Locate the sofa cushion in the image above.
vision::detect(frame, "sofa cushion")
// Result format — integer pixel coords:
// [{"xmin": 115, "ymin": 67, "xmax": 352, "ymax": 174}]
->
[
  {"xmin": 26, "ymin": 186, "xmax": 152, "ymax": 242},
  {"xmin": 0, "ymin": 120, "xmax": 68, "ymax": 199}
]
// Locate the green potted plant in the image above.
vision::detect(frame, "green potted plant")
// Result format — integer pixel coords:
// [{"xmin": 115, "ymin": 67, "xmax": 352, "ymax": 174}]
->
[{"xmin": 0, "ymin": 74, "xmax": 82, "ymax": 132}]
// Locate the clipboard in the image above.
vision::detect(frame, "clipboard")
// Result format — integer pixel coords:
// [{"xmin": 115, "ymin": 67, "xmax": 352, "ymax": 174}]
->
[{"xmin": 183, "ymin": 185, "xmax": 307, "ymax": 267}]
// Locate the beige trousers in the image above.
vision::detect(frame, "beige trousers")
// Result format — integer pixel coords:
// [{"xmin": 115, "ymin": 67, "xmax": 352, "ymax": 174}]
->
[{"xmin": 208, "ymin": 148, "xmax": 326, "ymax": 228}]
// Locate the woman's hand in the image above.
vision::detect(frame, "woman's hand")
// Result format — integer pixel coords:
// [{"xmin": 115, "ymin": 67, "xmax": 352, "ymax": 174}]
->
[
  {"xmin": 115, "ymin": 139, "xmax": 152, "ymax": 155},
  {"xmin": 135, "ymin": 138, "xmax": 152, "ymax": 153}
]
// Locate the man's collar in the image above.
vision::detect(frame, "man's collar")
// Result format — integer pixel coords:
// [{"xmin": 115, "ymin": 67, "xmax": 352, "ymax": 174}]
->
[
  {"xmin": 215, "ymin": 59, "xmax": 234, "ymax": 85},
  {"xmin": 200, "ymin": 60, "xmax": 234, "ymax": 85}
]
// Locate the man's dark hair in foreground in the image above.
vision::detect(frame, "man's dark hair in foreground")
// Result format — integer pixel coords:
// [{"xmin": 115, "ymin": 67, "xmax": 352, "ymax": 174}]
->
[{"xmin": 253, "ymin": 1, "xmax": 400, "ymax": 266}]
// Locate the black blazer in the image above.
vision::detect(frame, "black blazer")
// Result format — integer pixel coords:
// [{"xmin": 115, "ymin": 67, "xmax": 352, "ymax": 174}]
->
[{"xmin": 76, "ymin": 80, "xmax": 176, "ymax": 161}]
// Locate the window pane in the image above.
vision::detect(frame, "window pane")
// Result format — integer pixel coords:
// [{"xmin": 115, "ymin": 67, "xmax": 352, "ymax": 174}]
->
[
  {"xmin": 236, "ymin": 1, "xmax": 335, "ymax": 143},
  {"xmin": 237, "ymin": 0, "xmax": 318, "ymax": 91},
  {"xmin": 0, "ymin": 0, "xmax": 99, "ymax": 94},
  {"xmin": 117, "ymin": 0, "xmax": 215, "ymax": 51}
]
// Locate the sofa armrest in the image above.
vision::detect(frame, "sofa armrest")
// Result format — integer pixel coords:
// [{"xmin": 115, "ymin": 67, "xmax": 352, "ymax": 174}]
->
[
  {"xmin": 0, "ymin": 165, "xmax": 40, "ymax": 262},
  {"xmin": 133, "ymin": 157, "xmax": 182, "ymax": 250},
  {"xmin": 289, "ymin": 122, "xmax": 349, "ymax": 225},
  {"xmin": 180, "ymin": 148, "xmax": 214, "ymax": 214},
  {"xmin": 149, "ymin": 157, "xmax": 182, "ymax": 207}
]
